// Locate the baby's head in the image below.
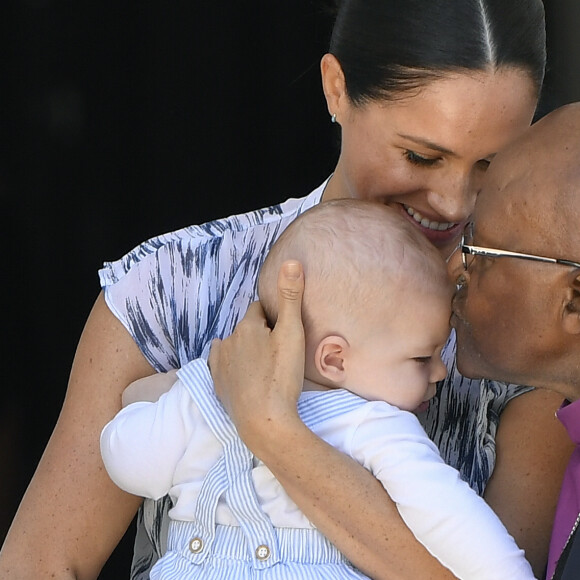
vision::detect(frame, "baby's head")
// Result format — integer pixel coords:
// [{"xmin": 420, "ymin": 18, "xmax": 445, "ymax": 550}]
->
[{"xmin": 258, "ymin": 199, "xmax": 453, "ymax": 411}]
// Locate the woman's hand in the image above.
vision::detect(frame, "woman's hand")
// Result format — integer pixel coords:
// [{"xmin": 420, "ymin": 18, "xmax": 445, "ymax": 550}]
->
[{"xmin": 209, "ymin": 260, "xmax": 306, "ymax": 451}]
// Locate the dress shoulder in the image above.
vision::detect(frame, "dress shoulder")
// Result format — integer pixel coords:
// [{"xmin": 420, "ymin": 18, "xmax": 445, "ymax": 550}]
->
[{"xmin": 98, "ymin": 184, "xmax": 326, "ymax": 373}]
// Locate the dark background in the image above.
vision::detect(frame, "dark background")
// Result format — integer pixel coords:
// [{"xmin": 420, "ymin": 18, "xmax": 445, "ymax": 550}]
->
[{"xmin": 2, "ymin": 1, "xmax": 580, "ymax": 578}]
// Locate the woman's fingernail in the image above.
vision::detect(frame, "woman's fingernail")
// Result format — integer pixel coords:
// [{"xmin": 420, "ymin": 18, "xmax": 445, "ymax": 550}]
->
[{"xmin": 284, "ymin": 261, "xmax": 301, "ymax": 280}]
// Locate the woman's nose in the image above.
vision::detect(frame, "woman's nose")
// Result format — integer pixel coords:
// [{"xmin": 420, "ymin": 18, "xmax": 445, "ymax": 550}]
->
[{"xmin": 427, "ymin": 169, "xmax": 478, "ymax": 223}]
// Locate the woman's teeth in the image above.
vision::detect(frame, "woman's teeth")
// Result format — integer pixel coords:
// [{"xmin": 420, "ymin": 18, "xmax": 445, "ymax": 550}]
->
[{"xmin": 405, "ymin": 206, "xmax": 454, "ymax": 231}]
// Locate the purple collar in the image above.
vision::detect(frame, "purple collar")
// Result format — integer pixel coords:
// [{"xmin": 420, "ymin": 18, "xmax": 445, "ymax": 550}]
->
[
  {"xmin": 546, "ymin": 398, "xmax": 580, "ymax": 579},
  {"xmin": 557, "ymin": 399, "xmax": 580, "ymax": 445}
]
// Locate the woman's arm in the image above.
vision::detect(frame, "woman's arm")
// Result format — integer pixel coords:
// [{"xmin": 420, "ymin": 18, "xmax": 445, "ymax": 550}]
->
[
  {"xmin": 0, "ymin": 292, "xmax": 156, "ymax": 580},
  {"xmin": 484, "ymin": 387, "xmax": 574, "ymax": 578},
  {"xmin": 210, "ymin": 261, "xmax": 457, "ymax": 580}
]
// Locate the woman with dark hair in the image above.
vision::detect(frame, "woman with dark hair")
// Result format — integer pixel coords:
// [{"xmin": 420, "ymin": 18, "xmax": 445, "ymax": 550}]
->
[{"xmin": 0, "ymin": 1, "xmax": 569, "ymax": 579}]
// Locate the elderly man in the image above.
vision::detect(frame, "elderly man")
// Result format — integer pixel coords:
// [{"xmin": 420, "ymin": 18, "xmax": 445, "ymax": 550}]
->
[
  {"xmin": 209, "ymin": 103, "xmax": 580, "ymax": 580},
  {"xmin": 449, "ymin": 102, "xmax": 580, "ymax": 580}
]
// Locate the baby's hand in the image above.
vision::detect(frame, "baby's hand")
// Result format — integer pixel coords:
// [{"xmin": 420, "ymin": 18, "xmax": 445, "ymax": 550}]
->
[{"xmin": 121, "ymin": 369, "xmax": 179, "ymax": 407}]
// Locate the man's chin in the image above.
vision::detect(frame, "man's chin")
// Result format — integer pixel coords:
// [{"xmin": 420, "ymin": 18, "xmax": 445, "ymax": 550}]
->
[
  {"xmin": 455, "ymin": 356, "xmax": 484, "ymax": 380},
  {"xmin": 453, "ymin": 320, "xmax": 496, "ymax": 380},
  {"xmin": 454, "ymin": 343, "xmax": 486, "ymax": 380},
  {"xmin": 454, "ymin": 325, "xmax": 516, "ymax": 383}
]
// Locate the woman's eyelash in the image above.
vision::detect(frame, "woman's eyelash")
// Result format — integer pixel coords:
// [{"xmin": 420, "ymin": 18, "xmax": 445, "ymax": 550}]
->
[{"xmin": 405, "ymin": 150, "xmax": 440, "ymax": 166}]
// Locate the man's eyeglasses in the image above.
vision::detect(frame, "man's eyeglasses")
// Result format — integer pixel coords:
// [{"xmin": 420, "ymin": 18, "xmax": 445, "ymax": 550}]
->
[{"xmin": 460, "ymin": 223, "xmax": 580, "ymax": 271}]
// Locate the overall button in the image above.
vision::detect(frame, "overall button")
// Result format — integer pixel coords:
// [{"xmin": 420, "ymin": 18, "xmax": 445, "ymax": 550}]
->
[
  {"xmin": 189, "ymin": 537, "xmax": 203, "ymax": 554},
  {"xmin": 255, "ymin": 544, "xmax": 271, "ymax": 561}
]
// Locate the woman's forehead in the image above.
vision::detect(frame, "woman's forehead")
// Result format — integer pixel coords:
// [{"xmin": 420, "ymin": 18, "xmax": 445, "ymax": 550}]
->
[{"xmin": 375, "ymin": 70, "xmax": 536, "ymax": 152}]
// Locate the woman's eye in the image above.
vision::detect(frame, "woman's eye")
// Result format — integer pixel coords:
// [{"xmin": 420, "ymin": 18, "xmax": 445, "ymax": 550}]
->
[
  {"xmin": 405, "ymin": 150, "xmax": 441, "ymax": 167},
  {"xmin": 476, "ymin": 158, "xmax": 491, "ymax": 171}
]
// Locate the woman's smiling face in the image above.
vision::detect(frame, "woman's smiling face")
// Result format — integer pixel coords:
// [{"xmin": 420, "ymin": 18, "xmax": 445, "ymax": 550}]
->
[{"xmin": 321, "ymin": 64, "xmax": 538, "ymax": 259}]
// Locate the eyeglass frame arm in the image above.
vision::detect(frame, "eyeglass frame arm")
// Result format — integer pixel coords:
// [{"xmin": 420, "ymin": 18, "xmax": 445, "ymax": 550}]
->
[{"xmin": 461, "ymin": 244, "xmax": 580, "ymax": 269}]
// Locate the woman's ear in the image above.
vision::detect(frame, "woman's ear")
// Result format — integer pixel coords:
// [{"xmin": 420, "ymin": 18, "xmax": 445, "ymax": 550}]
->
[
  {"xmin": 562, "ymin": 273, "xmax": 580, "ymax": 335},
  {"xmin": 320, "ymin": 53, "xmax": 347, "ymax": 123},
  {"xmin": 314, "ymin": 335, "xmax": 349, "ymax": 385}
]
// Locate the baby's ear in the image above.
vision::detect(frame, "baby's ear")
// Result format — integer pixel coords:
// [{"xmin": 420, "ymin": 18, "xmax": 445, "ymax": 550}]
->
[
  {"xmin": 314, "ymin": 336, "xmax": 349, "ymax": 385},
  {"xmin": 562, "ymin": 273, "xmax": 580, "ymax": 335}
]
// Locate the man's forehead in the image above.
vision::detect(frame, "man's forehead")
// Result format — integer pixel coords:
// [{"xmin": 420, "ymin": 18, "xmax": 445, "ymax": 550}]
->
[
  {"xmin": 475, "ymin": 150, "xmax": 560, "ymax": 233},
  {"xmin": 474, "ymin": 182, "xmax": 554, "ymax": 247},
  {"xmin": 474, "ymin": 163, "xmax": 533, "ymax": 227},
  {"xmin": 473, "ymin": 103, "xmax": 580, "ymax": 249}
]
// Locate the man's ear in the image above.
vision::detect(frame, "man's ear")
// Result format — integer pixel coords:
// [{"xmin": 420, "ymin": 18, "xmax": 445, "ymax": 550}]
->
[
  {"xmin": 320, "ymin": 53, "xmax": 347, "ymax": 123},
  {"xmin": 562, "ymin": 273, "xmax": 580, "ymax": 335},
  {"xmin": 314, "ymin": 335, "xmax": 349, "ymax": 385}
]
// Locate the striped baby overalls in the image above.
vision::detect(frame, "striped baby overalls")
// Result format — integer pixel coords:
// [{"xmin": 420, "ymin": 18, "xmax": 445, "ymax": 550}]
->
[{"xmin": 149, "ymin": 358, "xmax": 369, "ymax": 579}]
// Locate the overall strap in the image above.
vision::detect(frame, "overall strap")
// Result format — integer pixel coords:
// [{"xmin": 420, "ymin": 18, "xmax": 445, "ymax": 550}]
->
[
  {"xmin": 298, "ymin": 389, "xmax": 366, "ymax": 430},
  {"xmin": 178, "ymin": 359, "xmax": 280, "ymax": 569}
]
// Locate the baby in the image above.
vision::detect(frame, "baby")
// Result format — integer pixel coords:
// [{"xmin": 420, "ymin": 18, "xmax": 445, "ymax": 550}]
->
[{"xmin": 101, "ymin": 199, "xmax": 535, "ymax": 579}]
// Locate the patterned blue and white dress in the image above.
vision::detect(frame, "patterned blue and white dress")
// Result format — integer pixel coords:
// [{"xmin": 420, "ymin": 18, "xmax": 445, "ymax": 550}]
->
[{"xmin": 99, "ymin": 178, "xmax": 532, "ymax": 579}]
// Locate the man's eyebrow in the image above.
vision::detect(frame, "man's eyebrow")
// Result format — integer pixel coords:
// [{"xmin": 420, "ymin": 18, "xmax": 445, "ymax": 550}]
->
[{"xmin": 397, "ymin": 134, "xmax": 457, "ymax": 156}]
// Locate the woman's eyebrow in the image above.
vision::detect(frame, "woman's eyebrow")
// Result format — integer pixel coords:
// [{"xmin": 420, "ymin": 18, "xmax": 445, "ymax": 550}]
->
[{"xmin": 397, "ymin": 133, "xmax": 457, "ymax": 156}]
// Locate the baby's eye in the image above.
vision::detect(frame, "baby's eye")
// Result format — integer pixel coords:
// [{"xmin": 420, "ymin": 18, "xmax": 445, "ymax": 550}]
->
[
  {"xmin": 413, "ymin": 356, "xmax": 432, "ymax": 364},
  {"xmin": 405, "ymin": 150, "xmax": 441, "ymax": 167}
]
